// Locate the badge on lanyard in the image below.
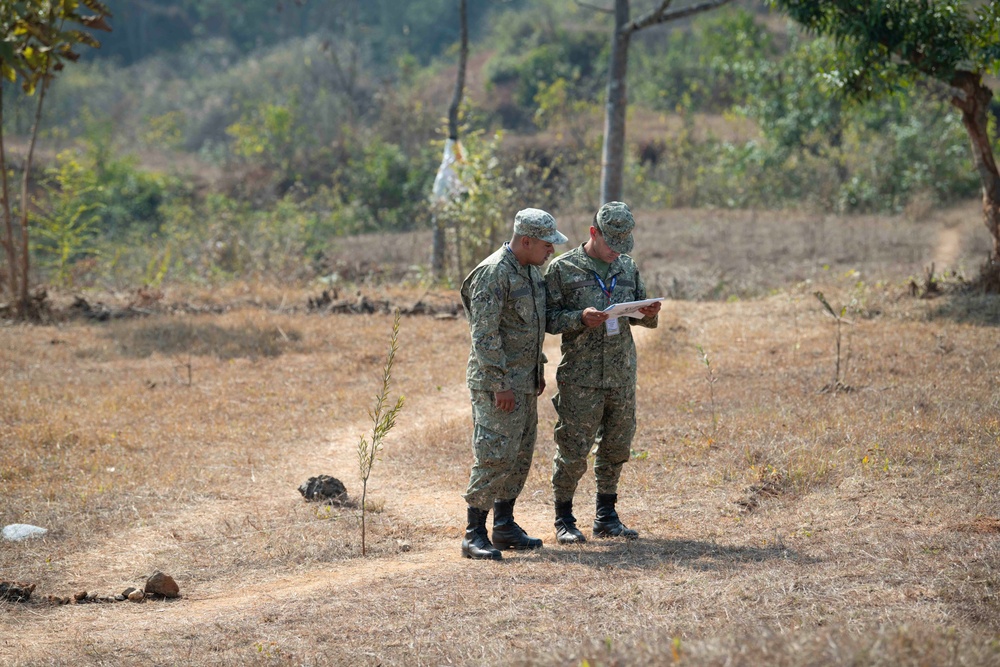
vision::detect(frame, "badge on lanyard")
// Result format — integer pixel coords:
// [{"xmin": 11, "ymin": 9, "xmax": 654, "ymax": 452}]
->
[{"xmin": 593, "ymin": 271, "xmax": 619, "ymax": 336}]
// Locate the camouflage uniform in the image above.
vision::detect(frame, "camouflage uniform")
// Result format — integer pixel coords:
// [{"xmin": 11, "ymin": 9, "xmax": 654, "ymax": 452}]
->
[
  {"xmin": 462, "ymin": 244, "xmax": 547, "ymax": 510},
  {"xmin": 545, "ymin": 244, "xmax": 658, "ymax": 502}
]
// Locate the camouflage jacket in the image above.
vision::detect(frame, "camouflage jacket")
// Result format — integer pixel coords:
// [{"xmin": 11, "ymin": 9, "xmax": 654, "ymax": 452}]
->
[
  {"xmin": 544, "ymin": 244, "xmax": 658, "ymax": 388},
  {"xmin": 461, "ymin": 244, "xmax": 547, "ymax": 393}
]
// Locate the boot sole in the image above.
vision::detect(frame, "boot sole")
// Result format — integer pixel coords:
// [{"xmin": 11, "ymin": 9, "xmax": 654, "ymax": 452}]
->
[
  {"xmin": 461, "ymin": 547, "xmax": 502, "ymax": 560},
  {"xmin": 493, "ymin": 542, "xmax": 543, "ymax": 551},
  {"xmin": 555, "ymin": 530, "xmax": 587, "ymax": 544}
]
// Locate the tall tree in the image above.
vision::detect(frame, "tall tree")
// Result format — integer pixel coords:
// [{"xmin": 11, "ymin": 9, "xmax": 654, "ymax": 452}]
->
[
  {"xmin": 591, "ymin": 0, "xmax": 733, "ymax": 204},
  {"xmin": 431, "ymin": 0, "xmax": 468, "ymax": 279},
  {"xmin": 769, "ymin": 0, "xmax": 1000, "ymax": 288},
  {"xmin": 1, "ymin": 0, "xmax": 112, "ymax": 318}
]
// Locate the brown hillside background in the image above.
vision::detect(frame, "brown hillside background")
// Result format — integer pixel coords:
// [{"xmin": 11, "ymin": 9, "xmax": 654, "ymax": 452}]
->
[{"xmin": 3, "ymin": 201, "xmax": 1000, "ymax": 665}]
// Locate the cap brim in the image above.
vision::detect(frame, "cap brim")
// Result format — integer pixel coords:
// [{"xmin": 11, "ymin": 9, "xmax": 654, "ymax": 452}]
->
[
  {"xmin": 606, "ymin": 235, "xmax": 633, "ymax": 253},
  {"xmin": 538, "ymin": 230, "xmax": 569, "ymax": 244}
]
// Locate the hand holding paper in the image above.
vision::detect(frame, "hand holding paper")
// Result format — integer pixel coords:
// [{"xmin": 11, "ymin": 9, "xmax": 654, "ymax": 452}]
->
[{"xmin": 603, "ymin": 297, "xmax": 664, "ymax": 319}]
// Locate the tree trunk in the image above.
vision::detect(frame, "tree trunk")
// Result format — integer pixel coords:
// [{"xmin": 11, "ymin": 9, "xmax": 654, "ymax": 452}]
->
[
  {"xmin": 951, "ymin": 72, "xmax": 1000, "ymax": 288},
  {"xmin": 447, "ymin": 0, "xmax": 468, "ymax": 144},
  {"xmin": 17, "ymin": 78, "xmax": 49, "ymax": 317},
  {"xmin": 0, "ymin": 83, "xmax": 18, "ymax": 301},
  {"xmin": 433, "ymin": 0, "xmax": 468, "ymax": 280},
  {"xmin": 600, "ymin": 0, "xmax": 631, "ymax": 205},
  {"xmin": 431, "ymin": 217, "xmax": 446, "ymax": 279}
]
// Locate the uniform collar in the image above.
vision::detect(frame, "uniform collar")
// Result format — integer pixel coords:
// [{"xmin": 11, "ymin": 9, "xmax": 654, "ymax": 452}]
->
[
  {"xmin": 578, "ymin": 243, "xmax": 622, "ymax": 276},
  {"xmin": 502, "ymin": 242, "xmax": 531, "ymax": 276}
]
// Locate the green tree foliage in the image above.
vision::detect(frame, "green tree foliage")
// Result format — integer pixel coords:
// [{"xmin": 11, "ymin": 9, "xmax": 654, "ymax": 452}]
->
[
  {"xmin": 730, "ymin": 31, "xmax": 980, "ymax": 211},
  {"xmin": 1, "ymin": 0, "xmax": 112, "ymax": 316},
  {"xmin": 771, "ymin": 0, "xmax": 999, "ymax": 95},
  {"xmin": 342, "ymin": 137, "xmax": 432, "ymax": 233},
  {"xmin": 131, "ymin": 192, "xmax": 328, "ymax": 285},
  {"xmin": 631, "ymin": 9, "xmax": 776, "ymax": 113},
  {"xmin": 769, "ymin": 0, "xmax": 1000, "ymax": 284},
  {"xmin": 31, "ymin": 149, "xmax": 102, "ymax": 286},
  {"xmin": 227, "ymin": 100, "xmax": 305, "ymax": 181},
  {"xmin": 485, "ymin": 4, "xmax": 605, "ymax": 129},
  {"xmin": 532, "ymin": 77, "xmax": 601, "ymax": 151},
  {"xmin": 74, "ymin": 113, "xmax": 175, "ymax": 237},
  {"xmin": 487, "ymin": 34, "xmax": 606, "ymax": 125},
  {"xmin": 735, "ymin": 34, "xmax": 846, "ymax": 161}
]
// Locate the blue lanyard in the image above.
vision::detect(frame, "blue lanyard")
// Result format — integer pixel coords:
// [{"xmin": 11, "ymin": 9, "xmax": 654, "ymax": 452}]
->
[{"xmin": 593, "ymin": 272, "xmax": 617, "ymax": 304}]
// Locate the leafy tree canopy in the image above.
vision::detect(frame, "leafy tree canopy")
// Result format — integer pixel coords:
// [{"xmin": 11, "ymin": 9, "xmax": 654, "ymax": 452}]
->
[{"xmin": 770, "ymin": 0, "xmax": 1000, "ymax": 97}]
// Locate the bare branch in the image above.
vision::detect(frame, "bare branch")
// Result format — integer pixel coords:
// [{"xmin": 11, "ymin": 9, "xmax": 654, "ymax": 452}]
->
[{"xmin": 627, "ymin": 0, "xmax": 734, "ymax": 34}]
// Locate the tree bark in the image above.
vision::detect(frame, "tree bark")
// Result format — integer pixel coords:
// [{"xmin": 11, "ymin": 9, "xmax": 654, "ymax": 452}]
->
[
  {"xmin": 0, "ymin": 83, "xmax": 18, "ymax": 301},
  {"xmin": 433, "ymin": 0, "xmax": 468, "ymax": 279},
  {"xmin": 598, "ymin": 0, "xmax": 732, "ymax": 206},
  {"xmin": 447, "ymin": 0, "xmax": 468, "ymax": 144},
  {"xmin": 600, "ymin": 0, "xmax": 631, "ymax": 205},
  {"xmin": 951, "ymin": 71, "xmax": 1000, "ymax": 284},
  {"xmin": 17, "ymin": 70, "xmax": 49, "ymax": 317}
]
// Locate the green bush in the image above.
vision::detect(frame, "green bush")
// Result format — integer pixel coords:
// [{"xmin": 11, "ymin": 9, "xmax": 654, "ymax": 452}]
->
[
  {"xmin": 336, "ymin": 137, "xmax": 434, "ymax": 234},
  {"xmin": 433, "ymin": 131, "xmax": 520, "ymax": 278},
  {"xmin": 485, "ymin": 10, "xmax": 606, "ymax": 129},
  {"xmin": 631, "ymin": 8, "xmax": 776, "ymax": 113},
  {"xmin": 31, "ymin": 151, "xmax": 103, "ymax": 286},
  {"xmin": 98, "ymin": 191, "xmax": 334, "ymax": 286}
]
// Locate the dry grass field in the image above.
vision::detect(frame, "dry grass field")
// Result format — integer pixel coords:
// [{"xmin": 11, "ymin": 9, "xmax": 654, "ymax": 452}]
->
[{"xmin": 2, "ymin": 201, "xmax": 1000, "ymax": 666}]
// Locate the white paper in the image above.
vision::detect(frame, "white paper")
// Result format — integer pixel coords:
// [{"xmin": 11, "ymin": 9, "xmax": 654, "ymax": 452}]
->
[{"xmin": 603, "ymin": 297, "xmax": 664, "ymax": 319}]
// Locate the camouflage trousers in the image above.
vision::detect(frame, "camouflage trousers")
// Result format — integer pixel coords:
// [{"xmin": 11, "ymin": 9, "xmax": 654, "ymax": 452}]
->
[
  {"xmin": 551, "ymin": 382, "xmax": 636, "ymax": 503},
  {"xmin": 463, "ymin": 389, "xmax": 538, "ymax": 510}
]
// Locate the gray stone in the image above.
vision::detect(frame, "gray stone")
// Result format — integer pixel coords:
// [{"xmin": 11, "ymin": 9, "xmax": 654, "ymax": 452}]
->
[{"xmin": 2, "ymin": 524, "xmax": 47, "ymax": 541}]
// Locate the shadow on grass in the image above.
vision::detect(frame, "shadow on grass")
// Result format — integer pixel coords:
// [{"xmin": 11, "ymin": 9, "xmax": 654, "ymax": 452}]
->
[
  {"xmin": 530, "ymin": 536, "xmax": 812, "ymax": 571},
  {"xmin": 925, "ymin": 290, "xmax": 1000, "ymax": 326}
]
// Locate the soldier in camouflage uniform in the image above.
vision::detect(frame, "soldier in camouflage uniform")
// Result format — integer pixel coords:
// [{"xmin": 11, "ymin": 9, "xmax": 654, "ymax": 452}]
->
[
  {"xmin": 460, "ymin": 208, "xmax": 568, "ymax": 560},
  {"xmin": 544, "ymin": 201, "xmax": 661, "ymax": 543}
]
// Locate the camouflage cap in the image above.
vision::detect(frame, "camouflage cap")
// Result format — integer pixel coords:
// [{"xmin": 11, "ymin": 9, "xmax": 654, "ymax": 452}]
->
[
  {"xmin": 513, "ymin": 208, "xmax": 568, "ymax": 244},
  {"xmin": 595, "ymin": 201, "xmax": 635, "ymax": 254}
]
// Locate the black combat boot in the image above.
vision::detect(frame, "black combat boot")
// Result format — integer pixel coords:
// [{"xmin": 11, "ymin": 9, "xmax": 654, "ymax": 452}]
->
[
  {"xmin": 554, "ymin": 499, "xmax": 587, "ymax": 544},
  {"xmin": 491, "ymin": 498, "xmax": 543, "ymax": 550},
  {"xmin": 593, "ymin": 493, "xmax": 638, "ymax": 539},
  {"xmin": 461, "ymin": 507, "xmax": 502, "ymax": 560}
]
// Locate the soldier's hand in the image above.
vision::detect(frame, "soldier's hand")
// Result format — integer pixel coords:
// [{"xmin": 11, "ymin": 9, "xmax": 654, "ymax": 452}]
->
[
  {"xmin": 581, "ymin": 307, "xmax": 609, "ymax": 328},
  {"xmin": 494, "ymin": 389, "xmax": 516, "ymax": 413},
  {"xmin": 639, "ymin": 301, "xmax": 662, "ymax": 317}
]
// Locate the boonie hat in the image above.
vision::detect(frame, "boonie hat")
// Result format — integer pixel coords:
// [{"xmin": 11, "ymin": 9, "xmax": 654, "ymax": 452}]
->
[
  {"xmin": 595, "ymin": 201, "xmax": 635, "ymax": 254},
  {"xmin": 513, "ymin": 208, "xmax": 568, "ymax": 244}
]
